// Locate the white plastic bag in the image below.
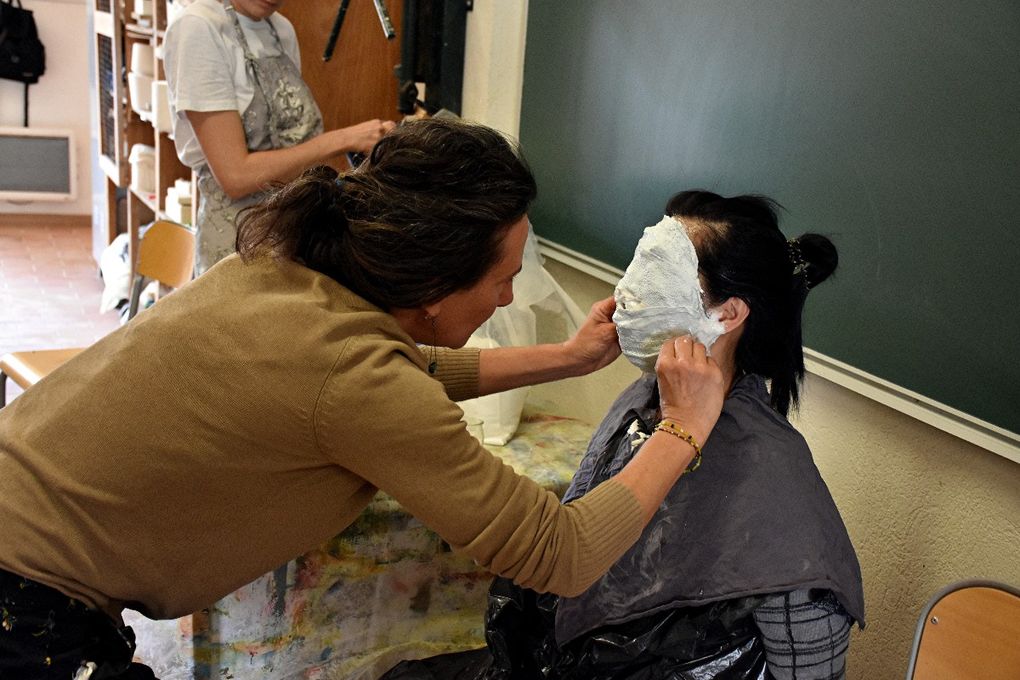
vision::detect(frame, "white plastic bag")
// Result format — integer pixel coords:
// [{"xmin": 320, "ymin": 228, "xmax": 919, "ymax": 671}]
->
[
  {"xmin": 99, "ymin": 233, "xmax": 132, "ymax": 314},
  {"xmin": 457, "ymin": 225, "xmax": 585, "ymax": 445}
]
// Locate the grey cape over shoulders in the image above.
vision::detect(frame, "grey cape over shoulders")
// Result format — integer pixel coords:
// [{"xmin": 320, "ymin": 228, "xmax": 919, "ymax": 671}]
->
[{"xmin": 555, "ymin": 372, "xmax": 865, "ymax": 645}]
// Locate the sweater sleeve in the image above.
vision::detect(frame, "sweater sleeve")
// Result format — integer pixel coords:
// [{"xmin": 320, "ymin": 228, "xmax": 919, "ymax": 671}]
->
[
  {"xmin": 426, "ymin": 346, "xmax": 480, "ymax": 402},
  {"xmin": 315, "ymin": 336, "xmax": 644, "ymax": 597}
]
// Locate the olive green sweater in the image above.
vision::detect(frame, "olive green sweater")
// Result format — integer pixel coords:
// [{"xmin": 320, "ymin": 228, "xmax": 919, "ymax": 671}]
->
[{"xmin": 0, "ymin": 255, "xmax": 642, "ymax": 620}]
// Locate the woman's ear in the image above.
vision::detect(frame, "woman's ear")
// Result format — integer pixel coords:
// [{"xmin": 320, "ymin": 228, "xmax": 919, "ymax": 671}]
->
[
  {"xmin": 716, "ymin": 297, "xmax": 750, "ymax": 333},
  {"xmin": 423, "ymin": 301, "xmax": 442, "ymax": 319}
]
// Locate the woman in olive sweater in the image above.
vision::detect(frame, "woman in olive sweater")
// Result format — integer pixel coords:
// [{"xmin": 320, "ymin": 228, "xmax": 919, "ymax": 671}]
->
[{"xmin": 0, "ymin": 119, "xmax": 725, "ymax": 679}]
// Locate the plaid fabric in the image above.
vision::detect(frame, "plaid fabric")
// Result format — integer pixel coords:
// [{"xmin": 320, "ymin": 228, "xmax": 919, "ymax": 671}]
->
[{"xmin": 753, "ymin": 589, "xmax": 852, "ymax": 680}]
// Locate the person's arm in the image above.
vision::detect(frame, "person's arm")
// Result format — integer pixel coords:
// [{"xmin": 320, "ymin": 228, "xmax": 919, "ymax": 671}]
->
[
  {"xmin": 612, "ymin": 333, "xmax": 722, "ymax": 520},
  {"xmin": 185, "ymin": 110, "xmax": 393, "ymax": 200},
  {"xmin": 478, "ymin": 296, "xmax": 723, "ymax": 522},
  {"xmin": 476, "ymin": 297, "xmax": 621, "ymax": 395},
  {"xmin": 322, "ymin": 328, "xmax": 724, "ymax": 597}
]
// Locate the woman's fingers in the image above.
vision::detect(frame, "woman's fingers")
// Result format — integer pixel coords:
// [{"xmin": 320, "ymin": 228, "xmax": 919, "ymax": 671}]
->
[
  {"xmin": 672, "ymin": 335, "xmax": 693, "ymax": 358},
  {"xmin": 562, "ymin": 297, "xmax": 621, "ymax": 374},
  {"xmin": 655, "ymin": 334, "xmax": 725, "ymax": 446},
  {"xmin": 692, "ymin": 337, "xmax": 707, "ymax": 361},
  {"xmin": 590, "ymin": 296, "xmax": 617, "ymax": 323},
  {"xmin": 344, "ymin": 119, "xmax": 397, "ymax": 153}
]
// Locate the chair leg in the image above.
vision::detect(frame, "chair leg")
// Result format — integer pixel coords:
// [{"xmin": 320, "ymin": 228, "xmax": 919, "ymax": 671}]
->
[
  {"xmin": 127, "ymin": 275, "xmax": 148, "ymax": 321},
  {"xmin": 1, "ymin": 371, "xmax": 7, "ymax": 408}
]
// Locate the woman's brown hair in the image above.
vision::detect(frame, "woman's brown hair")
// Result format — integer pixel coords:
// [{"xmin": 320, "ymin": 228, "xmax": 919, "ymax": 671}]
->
[{"xmin": 236, "ymin": 118, "xmax": 537, "ymax": 309}]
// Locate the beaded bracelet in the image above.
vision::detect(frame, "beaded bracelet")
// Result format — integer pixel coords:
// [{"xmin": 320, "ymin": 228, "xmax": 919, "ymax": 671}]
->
[{"xmin": 654, "ymin": 418, "xmax": 703, "ymax": 476}]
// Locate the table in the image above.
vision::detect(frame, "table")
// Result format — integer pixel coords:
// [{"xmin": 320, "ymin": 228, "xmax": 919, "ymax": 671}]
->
[{"xmin": 125, "ymin": 408, "xmax": 593, "ymax": 680}]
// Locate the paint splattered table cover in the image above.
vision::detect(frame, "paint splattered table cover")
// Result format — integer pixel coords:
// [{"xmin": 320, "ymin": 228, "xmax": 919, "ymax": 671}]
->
[{"xmin": 125, "ymin": 408, "xmax": 592, "ymax": 679}]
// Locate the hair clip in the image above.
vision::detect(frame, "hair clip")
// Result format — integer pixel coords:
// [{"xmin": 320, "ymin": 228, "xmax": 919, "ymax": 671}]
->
[
  {"xmin": 787, "ymin": 239, "xmax": 809, "ymax": 276},
  {"xmin": 328, "ymin": 176, "xmax": 347, "ymax": 214}
]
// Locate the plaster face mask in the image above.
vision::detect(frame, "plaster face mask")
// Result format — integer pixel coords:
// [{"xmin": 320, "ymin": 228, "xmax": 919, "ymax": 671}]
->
[{"xmin": 613, "ymin": 215, "xmax": 725, "ymax": 372}]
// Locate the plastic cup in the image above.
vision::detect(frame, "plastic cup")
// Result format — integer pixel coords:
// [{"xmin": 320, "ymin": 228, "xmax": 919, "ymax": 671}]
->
[{"xmin": 462, "ymin": 416, "xmax": 485, "ymax": 444}]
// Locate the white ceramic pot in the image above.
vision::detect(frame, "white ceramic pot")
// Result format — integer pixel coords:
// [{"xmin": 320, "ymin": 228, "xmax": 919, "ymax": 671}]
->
[
  {"xmin": 131, "ymin": 42, "xmax": 154, "ymax": 77},
  {"xmin": 128, "ymin": 71, "xmax": 154, "ymax": 115},
  {"xmin": 151, "ymin": 80, "xmax": 172, "ymax": 133}
]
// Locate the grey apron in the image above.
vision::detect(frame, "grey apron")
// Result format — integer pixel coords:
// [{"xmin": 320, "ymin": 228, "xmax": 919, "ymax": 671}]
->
[{"xmin": 193, "ymin": 2, "xmax": 324, "ymax": 274}]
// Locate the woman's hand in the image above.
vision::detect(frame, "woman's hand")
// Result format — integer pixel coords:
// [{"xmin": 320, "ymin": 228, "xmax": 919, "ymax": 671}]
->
[
  {"xmin": 476, "ymin": 297, "xmax": 620, "ymax": 395},
  {"xmin": 337, "ymin": 119, "xmax": 397, "ymax": 154},
  {"xmin": 655, "ymin": 335, "xmax": 726, "ymax": 447},
  {"xmin": 561, "ymin": 297, "xmax": 622, "ymax": 376},
  {"xmin": 186, "ymin": 112, "xmax": 396, "ymax": 199}
]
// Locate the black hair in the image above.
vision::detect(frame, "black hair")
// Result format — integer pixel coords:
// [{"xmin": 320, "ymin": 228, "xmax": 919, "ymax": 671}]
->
[
  {"xmin": 235, "ymin": 118, "xmax": 537, "ymax": 309},
  {"xmin": 665, "ymin": 190, "xmax": 838, "ymax": 415}
]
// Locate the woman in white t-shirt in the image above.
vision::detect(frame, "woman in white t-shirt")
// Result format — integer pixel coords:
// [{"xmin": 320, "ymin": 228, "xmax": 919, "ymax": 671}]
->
[{"xmin": 164, "ymin": 0, "xmax": 395, "ymax": 274}]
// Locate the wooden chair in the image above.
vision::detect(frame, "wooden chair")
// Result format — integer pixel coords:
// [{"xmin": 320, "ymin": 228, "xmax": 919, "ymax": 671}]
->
[
  {"xmin": 0, "ymin": 220, "xmax": 195, "ymax": 407},
  {"xmin": 905, "ymin": 580, "xmax": 1020, "ymax": 680}
]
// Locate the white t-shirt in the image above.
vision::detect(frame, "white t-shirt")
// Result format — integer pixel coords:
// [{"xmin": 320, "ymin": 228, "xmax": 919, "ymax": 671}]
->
[{"xmin": 163, "ymin": 0, "xmax": 301, "ymax": 170}]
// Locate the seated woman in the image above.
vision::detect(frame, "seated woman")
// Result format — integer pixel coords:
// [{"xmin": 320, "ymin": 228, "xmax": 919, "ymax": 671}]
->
[{"xmin": 384, "ymin": 190, "xmax": 864, "ymax": 680}]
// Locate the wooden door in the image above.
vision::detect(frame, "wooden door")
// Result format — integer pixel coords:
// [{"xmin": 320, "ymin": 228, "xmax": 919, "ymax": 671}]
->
[{"xmin": 283, "ymin": 1, "xmax": 404, "ymax": 132}]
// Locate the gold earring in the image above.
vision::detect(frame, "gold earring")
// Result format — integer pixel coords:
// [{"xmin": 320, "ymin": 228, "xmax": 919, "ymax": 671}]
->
[{"xmin": 425, "ymin": 313, "xmax": 438, "ymax": 374}]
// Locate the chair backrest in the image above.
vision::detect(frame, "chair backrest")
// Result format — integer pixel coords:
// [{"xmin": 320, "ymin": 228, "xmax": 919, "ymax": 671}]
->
[
  {"xmin": 137, "ymin": 219, "xmax": 196, "ymax": 289},
  {"xmin": 905, "ymin": 580, "xmax": 1020, "ymax": 680},
  {"xmin": 127, "ymin": 220, "xmax": 196, "ymax": 319}
]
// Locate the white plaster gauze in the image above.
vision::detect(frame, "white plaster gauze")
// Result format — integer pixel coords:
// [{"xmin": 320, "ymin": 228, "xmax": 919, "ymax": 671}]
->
[{"xmin": 613, "ymin": 215, "xmax": 725, "ymax": 372}]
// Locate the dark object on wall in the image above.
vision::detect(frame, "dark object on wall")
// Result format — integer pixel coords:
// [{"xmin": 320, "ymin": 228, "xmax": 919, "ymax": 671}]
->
[
  {"xmin": 323, "ymin": 0, "xmax": 395, "ymax": 62},
  {"xmin": 0, "ymin": 0, "xmax": 44, "ymax": 83},
  {"xmin": 396, "ymin": 0, "xmax": 468, "ymax": 115},
  {"xmin": 0, "ymin": 0, "xmax": 46, "ymax": 125},
  {"xmin": 322, "ymin": 0, "xmax": 351, "ymax": 61},
  {"xmin": 519, "ymin": 0, "xmax": 1020, "ymax": 440}
]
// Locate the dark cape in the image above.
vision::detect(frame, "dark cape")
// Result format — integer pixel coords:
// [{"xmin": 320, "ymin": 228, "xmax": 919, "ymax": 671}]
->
[{"xmin": 555, "ymin": 372, "xmax": 864, "ymax": 644}]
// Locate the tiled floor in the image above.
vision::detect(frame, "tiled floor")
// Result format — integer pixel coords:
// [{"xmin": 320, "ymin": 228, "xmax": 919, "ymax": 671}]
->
[{"xmin": 0, "ymin": 220, "xmax": 121, "ymax": 401}]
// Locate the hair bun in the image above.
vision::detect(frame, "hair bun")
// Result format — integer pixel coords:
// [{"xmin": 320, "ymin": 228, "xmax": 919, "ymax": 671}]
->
[{"xmin": 793, "ymin": 233, "xmax": 838, "ymax": 289}]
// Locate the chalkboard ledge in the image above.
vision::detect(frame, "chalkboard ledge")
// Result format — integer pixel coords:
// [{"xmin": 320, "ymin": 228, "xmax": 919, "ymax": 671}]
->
[
  {"xmin": 538, "ymin": 237, "xmax": 624, "ymax": 285},
  {"xmin": 804, "ymin": 349, "xmax": 1019, "ymax": 464}
]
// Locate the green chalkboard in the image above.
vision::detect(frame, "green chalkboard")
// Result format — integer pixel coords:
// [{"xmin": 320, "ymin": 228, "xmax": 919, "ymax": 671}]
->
[{"xmin": 520, "ymin": 0, "xmax": 1020, "ymax": 437}]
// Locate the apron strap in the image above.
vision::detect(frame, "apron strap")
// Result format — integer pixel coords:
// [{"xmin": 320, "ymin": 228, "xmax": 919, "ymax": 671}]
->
[{"xmin": 222, "ymin": 0, "xmax": 285, "ymax": 134}]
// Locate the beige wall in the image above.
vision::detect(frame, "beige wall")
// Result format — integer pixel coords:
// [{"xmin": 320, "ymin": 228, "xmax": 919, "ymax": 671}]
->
[
  {"xmin": 461, "ymin": 0, "xmax": 528, "ymax": 138},
  {"xmin": 530, "ymin": 260, "xmax": 1020, "ymax": 678},
  {"xmin": 795, "ymin": 362, "xmax": 1020, "ymax": 677}
]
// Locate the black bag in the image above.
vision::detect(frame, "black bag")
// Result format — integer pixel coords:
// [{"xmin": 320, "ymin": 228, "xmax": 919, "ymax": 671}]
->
[{"xmin": 0, "ymin": 0, "xmax": 45, "ymax": 84}]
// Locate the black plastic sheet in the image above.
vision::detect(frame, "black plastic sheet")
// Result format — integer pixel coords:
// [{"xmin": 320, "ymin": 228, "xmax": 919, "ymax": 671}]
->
[{"xmin": 381, "ymin": 577, "xmax": 769, "ymax": 680}]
